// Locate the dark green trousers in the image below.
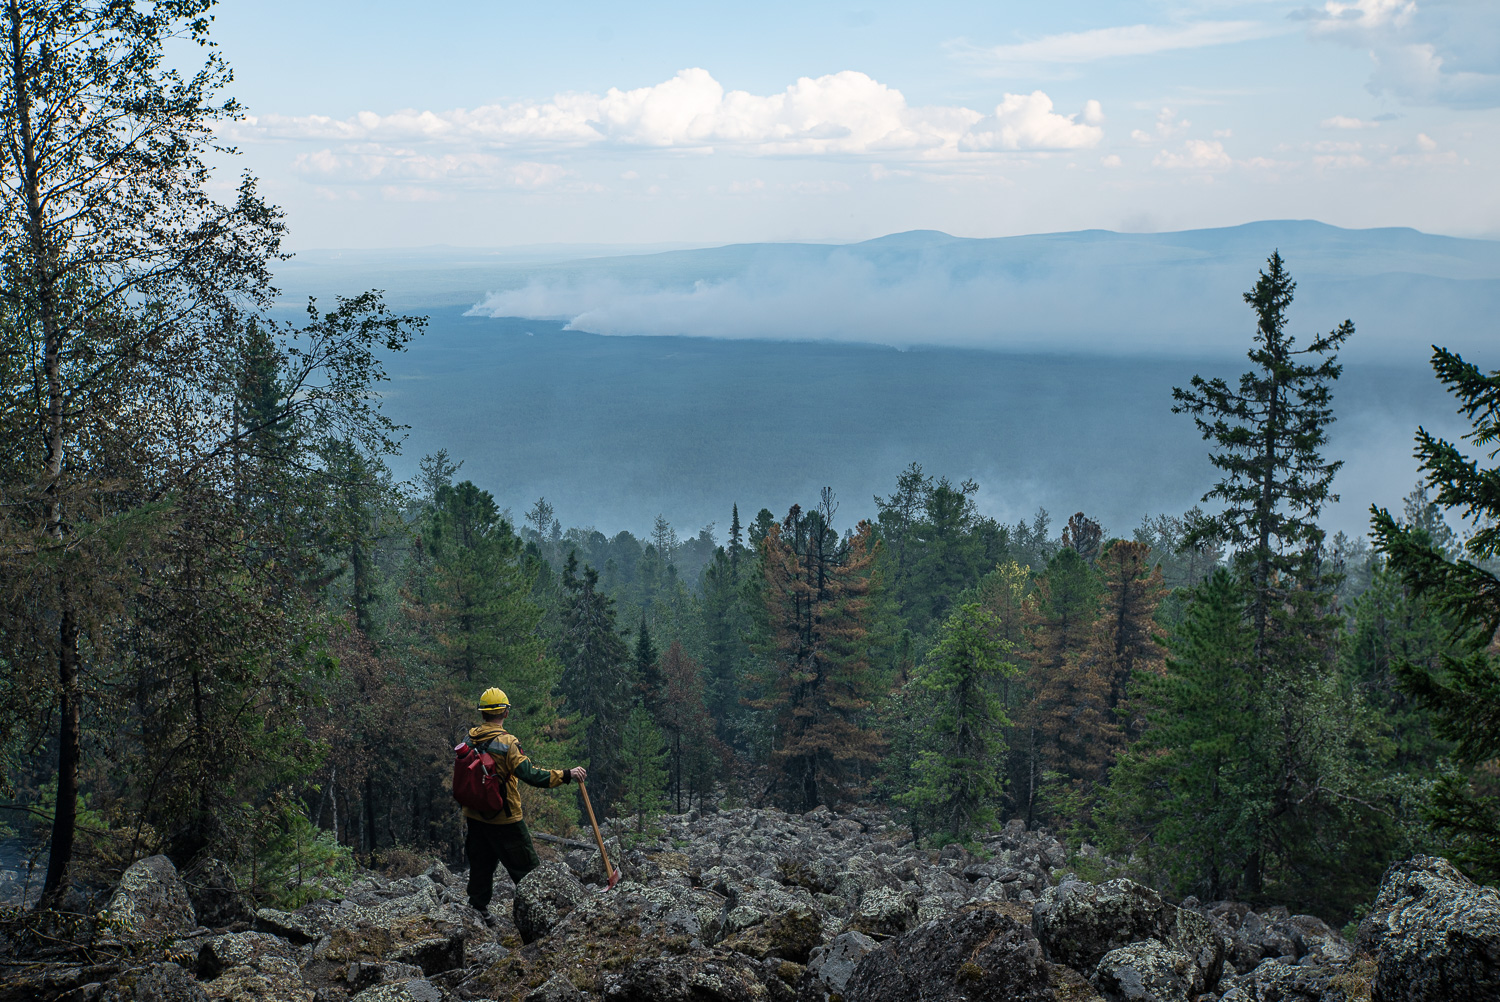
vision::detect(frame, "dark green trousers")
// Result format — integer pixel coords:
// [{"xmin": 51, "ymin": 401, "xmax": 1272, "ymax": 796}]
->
[{"xmin": 465, "ymin": 818, "xmax": 540, "ymax": 911}]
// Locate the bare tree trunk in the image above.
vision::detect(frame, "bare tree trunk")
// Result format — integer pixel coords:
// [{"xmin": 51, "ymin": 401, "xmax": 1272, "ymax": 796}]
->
[{"xmin": 42, "ymin": 607, "xmax": 80, "ymax": 902}]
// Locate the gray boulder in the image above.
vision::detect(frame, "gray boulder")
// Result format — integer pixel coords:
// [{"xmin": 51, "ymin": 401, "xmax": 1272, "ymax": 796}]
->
[
  {"xmin": 99, "ymin": 962, "xmax": 209, "ymax": 1002},
  {"xmin": 846, "ymin": 886, "xmax": 916, "ymax": 938},
  {"xmin": 349, "ymin": 979, "xmax": 444, "ymax": 1002},
  {"xmin": 1091, "ymin": 938, "xmax": 1200, "ymax": 1002},
  {"xmin": 842, "ymin": 903, "xmax": 1053, "ymax": 1002},
  {"xmin": 603, "ymin": 951, "xmax": 772, "ymax": 1001},
  {"xmin": 513, "ymin": 862, "xmax": 589, "ymax": 944},
  {"xmin": 196, "ymin": 930, "xmax": 298, "ymax": 979},
  {"xmin": 797, "ymin": 930, "xmax": 878, "ymax": 1002},
  {"xmin": 106, "ymin": 855, "xmax": 196, "ymax": 940},
  {"xmin": 525, "ymin": 972, "xmax": 588, "ymax": 1002},
  {"xmin": 1356, "ymin": 855, "xmax": 1500, "ymax": 1002},
  {"xmin": 343, "ymin": 961, "xmax": 425, "ymax": 994},
  {"xmin": 1217, "ymin": 958, "xmax": 1359, "ymax": 1002},
  {"xmin": 1033, "ymin": 878, "xmax": 1227, "ymax": 990},
  {"xmin": 254, "ymin": 906, "xmax": 326, "ymax": 944}
]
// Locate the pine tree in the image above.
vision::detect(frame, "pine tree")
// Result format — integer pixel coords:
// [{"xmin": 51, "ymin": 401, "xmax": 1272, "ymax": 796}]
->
[
  {"xmin": 658, "ymin": 641, "xmax": 719, "ymax": 811},
  {"xmin": 897, "ymin": 603, "xmax": 1016, "ymax": 842},
  {"xmin": 1371, "ymin": 347, "xmax": 1500, "ymax": 879},
  {"xmin": 613, "ymin": 706, "xmax": 670, "ymax": 838},
  {"xmin": 1172, "ymin": 252, "xmax": 1353, "ymax": 664}
]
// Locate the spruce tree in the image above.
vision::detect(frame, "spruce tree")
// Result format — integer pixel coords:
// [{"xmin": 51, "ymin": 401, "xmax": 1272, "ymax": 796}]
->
[
  {"xmin": 1102, "ymin": 570, "xmax": 1261, "ymax": 899},
  {"xmin": 897, "ymin": 603, "xmax": 1015, "ymax": 843},
  {"xmin": 557, "ymin": 556, "xmax": 634, "ymax": 807},
  {"xmin": 613, "ymin": 706, "xmax": 670, "ymax": 838},
  {"xmin": 1172, "ymin": 252, "xmax": 1353, "ymax": 663},
  {"xmin": 1371, "ymin": 347, "xmax": 1500, "ymax": 878}
]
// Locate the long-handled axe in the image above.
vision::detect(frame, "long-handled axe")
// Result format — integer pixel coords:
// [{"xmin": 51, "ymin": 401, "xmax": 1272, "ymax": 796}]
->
[{"xmin": 577, "ymin": 781, "xmax": 619, "ymax": 890}]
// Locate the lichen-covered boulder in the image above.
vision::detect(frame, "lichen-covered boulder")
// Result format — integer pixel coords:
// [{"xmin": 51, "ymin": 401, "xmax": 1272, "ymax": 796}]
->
[
  {"xmin": 254, "ymin": 906, "xmax": 326, "ymax": 943},
  {"xmin": 1283, "ymin": 914, "xmax": 1352, "ymax": 965},
  {"xmin": 513, "ymin": 862, "xmax": 589, "ymax": 944},
  {"xmin": 525, "ymin": 971, "xmax": 588, "ymax": 1002},
  {"xmin": 343, "ymin": 960, "xmax": 425, "ymax": 994},
  {"xmin": 1091, "ymin": 938, "xmax": 1200, "ymax": 1002},
  {"xmin": 842, "ymin": 903, "xmax": 1054, "ymax": 1002},
  {"xmin": 349, "ymin": 978, "xmax": 445, "ymax": 1002},
  {"xmin": 1355, "ymin": 855, "xmax": 1500, "ymax": 1002},
  {"xmin": 721, "ymin": 904, "xmax": 824, "ymax": 963},
  {"xmin": 107, "ymin": 855, "xmax": 196, "ymax": 940},
  {"xmin": 797, "ymin": 930, "xmax": 878, "ymax": 1002},
  {"xmin": 387, "ymin": 927, "xmax": 464, "ymax": 975},
  {"xmin": 1217, "ymin": 958, "xmax": 1364, "ymax": 1002},
  {"xmin": 846, "ymin": 886, "xmax": 916, "ymax": 938},
  {"xmin": 99, "ymin": 962, "xmax": 210, "ymax": 1002},
  {"xmin": 1033, "ymin": 878, "xmax": 1226, "ymax": 990},
  {"xmin": 196, "ymin": 931, "xmax": 298, "ymax": 979},
  {"xmin": 603, "ymin": 951, "xmax": 772, "ymax": 1001}
]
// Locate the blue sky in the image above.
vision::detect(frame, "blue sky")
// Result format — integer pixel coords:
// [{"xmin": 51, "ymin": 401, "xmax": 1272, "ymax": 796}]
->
[{"xmin": 208, "ymin": 0, "xmax": 1500, "ymax": 248}]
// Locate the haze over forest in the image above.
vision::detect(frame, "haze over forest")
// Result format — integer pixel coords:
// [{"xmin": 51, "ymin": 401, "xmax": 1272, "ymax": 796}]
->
[{"xmin": 274, "ymin": 219, "xmax": 1496, "ymax": 541}]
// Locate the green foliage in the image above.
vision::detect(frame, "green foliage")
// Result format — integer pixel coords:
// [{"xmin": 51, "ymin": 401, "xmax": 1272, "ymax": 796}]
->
[
  {"xmin": 240, "ymin": 794, "xmax": 353, "ymax": 910},
  {"xmin": 1371, "ymin": 346, "xmax": 1500, "ymax": 880},
  {"xmin": 897, "ymin": 604, "xmax": 1016, "ymax": 842},
  {"xmin": 1172, "ymin": 252, "xmax": 1353, "ymax": 659},
  {"xmin": 1101, "ymin": 570, "xmax": 1263, "ymax": 900},
  {"xmin": 612, "ymin": 707, "xmax": 670, "ymax": 841}
]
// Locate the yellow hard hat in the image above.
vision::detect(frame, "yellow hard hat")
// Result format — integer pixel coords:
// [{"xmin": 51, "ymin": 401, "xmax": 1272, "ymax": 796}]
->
[{"xmin": 478, "ymin": 687, "xmax": 510, "ymax": 712}]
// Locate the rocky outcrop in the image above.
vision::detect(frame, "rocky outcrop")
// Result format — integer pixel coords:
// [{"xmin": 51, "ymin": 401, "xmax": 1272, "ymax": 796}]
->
[
  {"xmin": 38, "ymin": 811, "xmax": 1500, "ymax": 1002},
  {"xmin": 105, "ymin": 854, "xmax": 196, "ymax": 941},
  {"xmin": 1356, "ymin": 854, "xmax": 1500, "ymax": 1002},
  {"xmin": 841, "ymin": 903, "xmax": 1054, "ymax": 1002},
  {"xmin": 1091, "ymin": 938, "xmax": 1201, "ymax": 1002},
  {"xmin": 513, "ymin": 863, "xmax": 589, "ymax": 944},
  {"xmin": 602, "ymin": 952, "xmax": 772, "ymax": 1002},
  {"xmin": 797, "ymin": 930, "xmax": 878, "ymax": 1002},
  {"xmin": 1033, "ymin": 877, "xmax": 1227, "ymax": 992}
]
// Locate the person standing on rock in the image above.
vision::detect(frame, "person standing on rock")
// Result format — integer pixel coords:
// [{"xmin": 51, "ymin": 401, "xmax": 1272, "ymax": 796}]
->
[{"xmin": 461, "ymin": 687, "xmax": 586, "ymax": 922}]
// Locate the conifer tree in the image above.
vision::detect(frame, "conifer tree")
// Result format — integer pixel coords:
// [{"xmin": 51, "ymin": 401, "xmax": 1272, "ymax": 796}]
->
[
  {"xmin": 633, "ymin": 617, "xmax": 664, "ymax": 714},
  {"xmin": 1371, "ymin": 347, "xmax": 1500, "ymax": 878},
  {"xmin": 658, "ymin": 641, "xmax": 719, "ymax": 811},
  {"xmin": 1102, "ymin": 570, "xmax": 1261, "ymax": 899},
  {"xmin": 613, "ymin": 706, "xmax": 670, "ymax": 839},
  {"xmin": 751, "ymin": 500, "xmax": 884, "ymax": 810},
  {"xmin": 1172, "ymin": 252, "xmax": 1353, "ymax": 663},
  {"xmin": 557, "ymin": 556, "xmax": 635, "ymax": 808},
  {"xmin": 897, "ymin": 603, "xmax": 1015, "ymax": 842}
]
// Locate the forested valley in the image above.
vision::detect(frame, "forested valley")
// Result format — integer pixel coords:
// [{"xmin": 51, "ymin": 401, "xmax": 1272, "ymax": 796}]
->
[{"xmin": 3, "ymin": 6, "xmax": 1500, "ymax": 995}]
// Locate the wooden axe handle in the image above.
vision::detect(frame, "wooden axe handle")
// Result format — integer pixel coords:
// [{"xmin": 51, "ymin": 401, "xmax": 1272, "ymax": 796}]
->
[{"xmin": 577, "ymin": 781, "xmax": 618, "ymax": 889}]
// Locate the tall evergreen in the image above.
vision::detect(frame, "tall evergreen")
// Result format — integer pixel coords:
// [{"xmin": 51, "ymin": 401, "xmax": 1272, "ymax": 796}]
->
[
  {"xmin": 1102, "ymin": 570, "xmax": 1261, "ymax": 899},
  {"xmin": 613, "ymin": 706, "xmax": 670, "ymax": 839},
  {"xmin": 1371, "ymin": 347, "xmax": 1500, "ymax": 879},
  {"xmin": 750, "ymin": 501, "xmax": 884, "ymax": 810},
  {"xmin": 557, "ymin": 556, "xmax": 635, "ymax": 808},
  {"xmin": 1172, "ymin": 252, "xmax": 1353, "ymax": 663},
  {"xmin": 897, "ymin": 603, "xmax": 1015, "ymax": 843}
]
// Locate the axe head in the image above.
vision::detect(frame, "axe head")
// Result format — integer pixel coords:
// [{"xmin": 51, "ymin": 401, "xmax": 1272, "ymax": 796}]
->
[{"xmin": 606, "ymin": 866, "xmax": 620, "ymax": 890}]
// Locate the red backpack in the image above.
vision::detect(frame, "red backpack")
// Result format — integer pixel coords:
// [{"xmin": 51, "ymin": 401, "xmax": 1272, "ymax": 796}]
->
[{"xmin": 453, "ymin": 737, "xmax": 507, "ymax": 819}]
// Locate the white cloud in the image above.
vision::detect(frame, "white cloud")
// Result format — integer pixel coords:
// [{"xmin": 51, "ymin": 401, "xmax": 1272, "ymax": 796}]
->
[
  {"xmin": 959, "ymin": 92, "xmax": 1103, "ymax": 151},
  {"xmin": 1101, "ymin": 154, "xmax": 1123, "ymax": 168},
  {"xmin": 1301, "ymin": 0, "xmax": 1500, "ymax": 108},
  {"xmin": 952, "ymin": 20, "xmax": 1290, "ymax": 71},
  {"xmin": 1321, "ymin": 115, "xmax": 1380, "ymax": 128},
  {"xmin": 1153, "ymin": 140, "xmax": 1233, "ymax": 170},
  {"xmin": 236, "ymin": 69, "xmax": 1102, "ymax": 161}
]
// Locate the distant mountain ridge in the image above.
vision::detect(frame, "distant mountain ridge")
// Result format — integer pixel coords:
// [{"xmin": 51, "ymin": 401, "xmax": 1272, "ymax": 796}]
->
[{"xmin": 276, "ymin": 221, "xmax": 1499, "ymax": 360}]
